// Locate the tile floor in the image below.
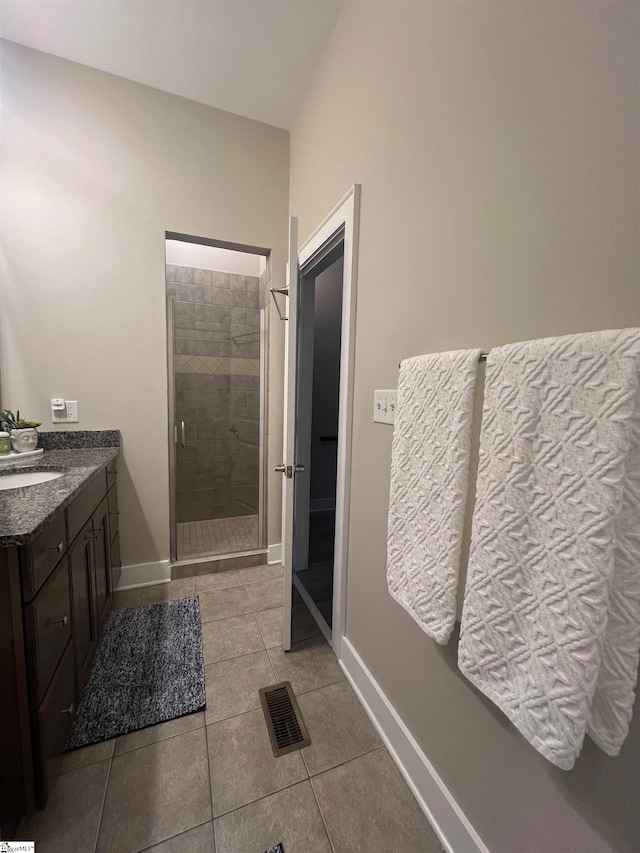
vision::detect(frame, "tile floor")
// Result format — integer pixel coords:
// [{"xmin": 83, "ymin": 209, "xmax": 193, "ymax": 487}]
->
[
  {"xmin": 19, "ymin": 566, "xmax": 444, "ymax": 853},
  {"xmin": 177, "ymin": 515, "xmax": 259, "ymax": 560}
]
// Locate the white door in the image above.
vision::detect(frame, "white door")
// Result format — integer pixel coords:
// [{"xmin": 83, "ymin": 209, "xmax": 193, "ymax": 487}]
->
[
  {"xmin": 280, "ymin": 217, "xmax": 299, "ymax": 651},
  {"xmin": 280, "ymin": 187, "xmax": 360, "ymax": 657}
]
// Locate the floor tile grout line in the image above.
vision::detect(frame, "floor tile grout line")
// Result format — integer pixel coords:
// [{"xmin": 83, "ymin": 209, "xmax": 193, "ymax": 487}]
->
[
  {"xmin": 204, "ymin": 722, "xmax": 217, "ymax": 842},
  {"xmin": 301, "ymin": 748, "xmax": 311, "ymax": 778},
  {"xmin": 200, "ymin": 607, "xmax": 255, "ymax": 625},
  {"xmin": 204, "ymin": 642, "xmax": 266, "ymax": 667},
  {"xmin": 205, "ymin": 702, "xmax": 271, "ymax": 728},
  {"xmin": 200, "ymin": 607, "xmax": 259, "ymax": 624},
  {"xmin": 292, "ymin": 676, "xmax": 346, "ymax": 698},
  {"xmin": 253, "ymin": 611, "xmax": 274, "ymax": 650},
  {"xmin": 305, "ymin": 745, "xmax": 385, "ymax": 781},
  {"xmin": 267, "ymin": 645, "xmax": 279, "ymax": 684},
  {"xmin": 92, "ymin": 755, "xmax": 114, "ymax": 853},
  {"xmin": 210, "ymin": 775, "xmax": 314, "ymax": 822},
  {"xmin": 54, "ymin": 740, "xmax": 115, "ymax": 779},
  {"xmin": 309, "ymin": 773, "xmax": 337, "ymax": 853},
  {"xmin": 204, "ymin": 645, "xmax": 272, "ymax": 673},
  {"xmin": 112, "ymin": 720, "xmax": 207, "ymax": 759},
  {"xmin": 135, "ymin": 820, "xmax": 213, "ymax": 853}
]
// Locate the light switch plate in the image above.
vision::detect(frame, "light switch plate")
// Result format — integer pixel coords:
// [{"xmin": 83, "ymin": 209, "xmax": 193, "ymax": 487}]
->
[{"xmin": 373, "ymin": 390, "xmax": 397, "ymax": 424}]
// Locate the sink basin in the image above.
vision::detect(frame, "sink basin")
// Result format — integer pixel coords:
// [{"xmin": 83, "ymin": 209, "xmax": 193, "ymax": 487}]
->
[{"xmin": 0, "ymin": 470, "xmax": 64, "ymax": 491}]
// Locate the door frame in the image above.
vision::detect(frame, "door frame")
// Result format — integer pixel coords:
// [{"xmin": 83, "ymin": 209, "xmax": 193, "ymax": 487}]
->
[
  {"xmin": 165, "ymin": 238, "xmax": 271, "ymax": 566},
  {"xmin": 167, "ymin": 293, "xmax": 178, "ymax": 564},
  {"xmin": 284, "ymin": 185, "xmax": 360, "ymax": 657}
]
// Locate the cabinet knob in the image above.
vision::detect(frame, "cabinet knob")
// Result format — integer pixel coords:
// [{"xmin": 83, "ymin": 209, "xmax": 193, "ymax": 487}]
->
[
  {"xmin": 58, "ymin": 702, "xmax": 74, "ymax": 717},
  {"xmin": 48, "ymin": 541, "xmax": 64, "ymax": 554},
  {"xmin": 49, "ymin": 614, "xmax": 68, "ymax": 628}
]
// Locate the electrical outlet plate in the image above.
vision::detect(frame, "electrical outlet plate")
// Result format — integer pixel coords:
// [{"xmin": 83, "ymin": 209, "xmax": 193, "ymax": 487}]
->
[
  {"xmin": 373, "ymin": 390, "xmax": 397, "ymax": 424},
  {"xmin": 65, "ymin": 401, "xmax": 79, "ymax": 422},
  {"xmin": 51, "ymin": 399, "xmax": 79, "ymax": 423}
]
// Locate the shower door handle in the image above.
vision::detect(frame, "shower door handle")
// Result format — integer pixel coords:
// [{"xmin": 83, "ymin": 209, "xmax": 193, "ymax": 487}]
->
[
  {"xmin": 274, "ymin": 464, "xmax": 305, "ymax": 478},
  {"xmin": 181, "ymin": 421, "xmax": 186, "ymax": 448},
  {"xmin": 274, "ymin": 464, "xmax": 292, "ymax": 478}
]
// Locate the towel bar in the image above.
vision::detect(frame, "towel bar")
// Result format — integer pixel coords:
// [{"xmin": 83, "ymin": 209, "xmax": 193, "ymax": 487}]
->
[{"xmin": 399, "ymin": 352, "xmax": 487, "ymax": 369}]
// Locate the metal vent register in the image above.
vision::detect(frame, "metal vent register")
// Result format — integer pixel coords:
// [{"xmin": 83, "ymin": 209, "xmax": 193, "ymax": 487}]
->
[{"xmin": 259, "ymin": 681, "xmax": 311, "ymax": 756}]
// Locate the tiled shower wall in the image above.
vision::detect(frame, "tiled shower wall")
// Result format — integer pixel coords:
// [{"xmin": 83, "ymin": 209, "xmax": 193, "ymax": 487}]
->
[{"xmin": 166, "ymin": 264, "xmax": 262, "ymax": 524}]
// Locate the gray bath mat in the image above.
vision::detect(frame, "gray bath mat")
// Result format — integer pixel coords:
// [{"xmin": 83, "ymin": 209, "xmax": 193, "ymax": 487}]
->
[{"xmin": 66, "ymin": 595, "xmax": 205, "ymax": 750}]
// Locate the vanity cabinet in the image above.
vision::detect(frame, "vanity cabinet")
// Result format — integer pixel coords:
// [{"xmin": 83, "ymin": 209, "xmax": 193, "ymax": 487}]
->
[{"xmin": 0, "ymin": 456, "xmax": 119, "ymax": 835}]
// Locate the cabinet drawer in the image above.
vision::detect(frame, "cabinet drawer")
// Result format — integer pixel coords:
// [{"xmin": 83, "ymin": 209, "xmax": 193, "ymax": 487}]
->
[
  {"xmin": 20, "ymin": 512, "xmax": 66, "ymax": 601},
  {"xmin": 107, "ymin": 484, "xmax": 119, "ymax": 543},
  {"xmin": 67, "ymin": 469, "xmax": 107, "ymax": 544},
  {"xmin": 24, "ymin": 557, "xmax": 72, "ymax": 708},
  {"xmin": 32, "ymin": 641, "xmax": 75, "ymax": 808}
]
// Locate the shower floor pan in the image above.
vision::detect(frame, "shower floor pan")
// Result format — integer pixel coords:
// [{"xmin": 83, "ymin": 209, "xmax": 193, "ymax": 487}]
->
[{"xmin": 177, "ymin": 514, "xmax": 259, "ymax": 560}]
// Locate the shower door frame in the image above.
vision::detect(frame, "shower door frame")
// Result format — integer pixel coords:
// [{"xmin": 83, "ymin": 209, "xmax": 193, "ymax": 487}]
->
[{"xmin": 166, "ymin": 266, "xmax": 269, "ymax": 566}]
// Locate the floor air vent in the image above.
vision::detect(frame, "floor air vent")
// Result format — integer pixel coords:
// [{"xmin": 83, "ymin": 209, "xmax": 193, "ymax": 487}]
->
[{"xmin": 259, "ymin": 681, "xmax": 311, "ymax": 757}]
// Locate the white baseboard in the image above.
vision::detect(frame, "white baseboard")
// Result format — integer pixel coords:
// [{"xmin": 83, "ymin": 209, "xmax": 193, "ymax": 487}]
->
[
  {"xmin": 116, "ymin": 559, "xmax": 171, "ymax": 590},
  {"xmin": 340, "ymin": 637, "xmax": 490, "ymax": 853},
  {"xmin": 267, "ymin": 542, "xmax": 282, "ymax": 565}
]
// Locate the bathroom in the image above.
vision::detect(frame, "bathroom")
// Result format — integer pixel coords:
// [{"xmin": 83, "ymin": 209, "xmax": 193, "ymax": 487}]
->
[{"xmin": 1, "ymin": 2, "xmax": 639, "ymax": 852}]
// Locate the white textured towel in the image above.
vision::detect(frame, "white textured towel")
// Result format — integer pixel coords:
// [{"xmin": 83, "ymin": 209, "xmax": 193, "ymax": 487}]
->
[
  {"xmin": 458, "ymin": 328, "xmax": 640, "ymax": 770},
  {"xmin": 387, "ymin": 349, "xmax": 481, "ymax": 644}
]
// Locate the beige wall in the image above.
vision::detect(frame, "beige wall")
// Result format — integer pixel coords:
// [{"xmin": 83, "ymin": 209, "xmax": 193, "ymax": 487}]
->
[
  {"xmin": 0, "ymin": 41, "xmax": 289, "ymax": 566},
  {"xmin": 290, "ymin": 3, "xmax": 640, "ymax": 852}
]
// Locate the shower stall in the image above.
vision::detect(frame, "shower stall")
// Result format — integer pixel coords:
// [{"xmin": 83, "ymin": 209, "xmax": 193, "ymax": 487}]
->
[{"xmin": 165, "ymin": 239, "xmax": 268, "ymax": 562}]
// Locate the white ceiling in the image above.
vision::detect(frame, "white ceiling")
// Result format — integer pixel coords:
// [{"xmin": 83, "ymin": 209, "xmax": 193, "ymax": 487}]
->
[{"xmin": 0, "ymin": 0, "xmax": 343, "ymax": 130}]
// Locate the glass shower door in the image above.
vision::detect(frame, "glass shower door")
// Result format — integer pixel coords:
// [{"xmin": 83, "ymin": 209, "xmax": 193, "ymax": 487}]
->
[{"xmin": 167, "ymin": 259, "xmax": 266, "ymax": 561}]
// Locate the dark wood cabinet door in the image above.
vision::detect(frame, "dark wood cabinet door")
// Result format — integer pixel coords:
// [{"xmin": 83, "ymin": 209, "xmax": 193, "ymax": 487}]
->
[
  {"xmin": 68, "ymin": 519, "xmax": 97, "ymax": 699},
  {"xmin": 92, "ymin": 497, "xmax": 112, "ymax": 634},
  {"xmin": 31, "ymin": 641, "xmax": 75, "ymax": 808}
]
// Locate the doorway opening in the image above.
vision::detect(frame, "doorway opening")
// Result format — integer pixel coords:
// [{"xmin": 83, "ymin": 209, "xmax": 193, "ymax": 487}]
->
[
  {"xmin": 165, "ymin": 234, "xmax": 270, "ymax": 563},
  {"xmin": 292, "ymin": 243, "xmax": 344, "ymax": 637}
]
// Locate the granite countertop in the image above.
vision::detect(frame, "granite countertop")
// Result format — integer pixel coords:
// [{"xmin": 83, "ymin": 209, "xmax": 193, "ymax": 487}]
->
[{"xmin": 0, "ymin": 434, "xmax": 120, "ymax": 546}]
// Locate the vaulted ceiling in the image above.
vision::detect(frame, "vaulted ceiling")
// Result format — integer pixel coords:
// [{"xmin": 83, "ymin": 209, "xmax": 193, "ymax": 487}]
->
[{"xmin": 0, "ymin": 0, "xmax": 343, "ymax": 129}]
